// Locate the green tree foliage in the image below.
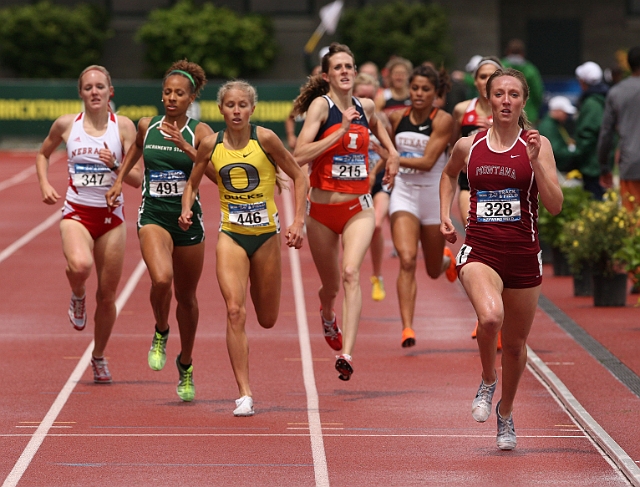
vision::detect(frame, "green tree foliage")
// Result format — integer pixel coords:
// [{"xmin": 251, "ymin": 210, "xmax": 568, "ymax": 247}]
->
[
  {"xmin": 0, "ymin": 1, "xmax": 111, "ymax": 78},
  {"xmin": 338, "ymin": 0, "xmax": 453, "ymax": 69},
  {"xmin": 136, "ymin": 0, "xmax": 277, "ymax": 79}
]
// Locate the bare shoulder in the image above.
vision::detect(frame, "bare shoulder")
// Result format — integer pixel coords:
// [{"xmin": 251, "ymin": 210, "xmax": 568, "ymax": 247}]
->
[
  {"xmin": 453, "ymin": 134, "xmax": 473, "ymax": 154},
  {"xmin": 452, "ymin": 99, "xmax": 472, "ymax": 120},
  {"xmin": 116, "ymin": 114, "xmax": 136, "ymax": 131}
]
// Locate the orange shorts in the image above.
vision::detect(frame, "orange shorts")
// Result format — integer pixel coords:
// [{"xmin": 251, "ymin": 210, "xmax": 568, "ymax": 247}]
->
[{"xmin": 306, "ymin": 194, "xmax": 373, "ymax": 234}]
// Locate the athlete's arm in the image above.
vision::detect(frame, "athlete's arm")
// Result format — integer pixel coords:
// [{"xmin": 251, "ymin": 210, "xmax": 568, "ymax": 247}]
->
[
  {"xmin": 293, "ymin": 96, "xmax": 358, "ymax": 165},
  {"xmin": 528, "ymin": 131, "xmax": 563, "ymax": 216},
  {"xmin": 258, "ymin": 127, "xmax": 308, "ymax": 249},
  {"xmin": 36, "ymin": 114, "xmax": 73, "ymax": 205},
  {"xmin": 105, "ymin": 117, "xmax": 149, "ymax": 207},
  {"xmin": 402, "ymin": 110, "xmax": 454, "ymax": 172},
  {"xmin": 364, "ymin": 98, "xmax": 399, "ymax": 187},
  {"xmin": 179, "ymin": 133, "xmax": 217, "ymax": 231},
  {"xmin": 117, "ymin": 115, "xmax": 143, "ymax": 188},
  {"xmin": 440, "ymin": 136, "xmax": 472, "ymax": 244}
]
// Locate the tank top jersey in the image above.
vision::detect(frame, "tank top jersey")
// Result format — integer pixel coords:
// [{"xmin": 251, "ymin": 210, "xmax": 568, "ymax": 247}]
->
[
  {"xmin": 310, "ymin": 95, "xmax": 370, "ymax": 195},
  {"xmin": 381, "ymin": 88, "xmax": 411, "ymax": 116},
  {"xmin": 140, "ymin": 115, "xmax": 201, "ymax": 213},
  {"xmin": 212, "ymin": 125, "xmax": 280, "ymax": 236},
  {"xmin": 394, "ymin": 107, "xmax": 447, "ymax": 186},
  {"xmin": 460, "ymin": 98, "xmax": 493, "ymax": 137},
  {"xmin": 65, "ymin": 112, "xmax": 123, "ymax": 208},
  {"xmin": 466, "ymin": 129, "xmax": 539, "ymax": 250}
]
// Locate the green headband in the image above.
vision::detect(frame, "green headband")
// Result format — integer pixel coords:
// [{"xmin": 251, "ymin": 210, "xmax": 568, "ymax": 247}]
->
[{"xmin": 169, "ymin": 69, "xmax": 196, "ymax": 87}]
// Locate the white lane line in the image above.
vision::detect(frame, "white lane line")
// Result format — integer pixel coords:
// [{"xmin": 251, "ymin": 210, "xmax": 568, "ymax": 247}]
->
[
  {"xmin": 528, "ymin": 346, "xmax": 640, "ymax": 487},
  {"xmin": 0, "ymin": 210, "xmax": 61, "ymax": 264},
  {"xmin": 281, "ymin": 189, "xmax": 330, "ymax": 487},
  {"xmin": 0, "ymin": 433, "xmax": 589, "ymax": 439},
  {"xmin": 2, "ymin": 259, "xmax": 147, "ymax": 487},
  {"xmin": 0, "ymin": 151, "xmax": 62, "ymax": 193}
]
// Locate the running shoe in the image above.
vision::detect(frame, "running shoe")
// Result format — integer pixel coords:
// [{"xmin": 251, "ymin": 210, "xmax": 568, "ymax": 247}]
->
[
  {"xmin": 401, "ymin": 328, "xmax": 416, "ymax": 348},
  {"xmin": 176, "ymin": 356, "xmax": 195, "ymax": 402},
  {"xmin": 443, "ymin": 247, "xmax": 457, "ymax": 282},
  {"xmin": 68, "ymin": 293, "xmax": 87, "ymax": 331},
  {"xmin": 370, "ymin": 276, "xmax": 386, "ymax": 301},
  {"xmin": 496, "ymin": 400, "xmax": 517, "ymax": 450},
  {"xmin": 335, "ymin": 354, "xmax": 353, "ymax": 381},
  {"xmin": 234, "ymin": 395, "xmax": 255, "ymax": 416},
  {"xmin": 91, "ymin": 356, "xmax": 112, "ymax": 384},
  {"xmin": 472, "ymin": 376, "xmax": 497, "ymax": 422},
  {"xmin": 471, "ymin": 321, "xmax": 478, "ymax": 339},
  {"xmin": 321, "ymin": 308, "xmax": 342, "ymax": 351},
  {"xmin": 148, "ymin": 328, "xmax": 169, "ymax": 371}
]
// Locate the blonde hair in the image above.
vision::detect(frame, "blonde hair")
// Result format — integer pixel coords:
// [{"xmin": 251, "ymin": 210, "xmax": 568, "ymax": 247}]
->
[
  {"xmin": 354, "ymin": 72, "xmax": 379, "ymax": 92},
  {"xmin": 77, "ymin": 65, "xmax": 112, "ymax": 93},
  {"xmin": 216, "ymin": 79, "xmax": 257, "ymax": 106}
]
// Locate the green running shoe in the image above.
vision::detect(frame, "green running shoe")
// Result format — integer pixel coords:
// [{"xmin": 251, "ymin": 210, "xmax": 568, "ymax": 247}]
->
[
  {"xmin": 176, "ymin": 356, "xmax": 195, "ymax": 402},
  {"xmin": 148, "ymin": 329, "xmax": 168, "ymax": 371}
]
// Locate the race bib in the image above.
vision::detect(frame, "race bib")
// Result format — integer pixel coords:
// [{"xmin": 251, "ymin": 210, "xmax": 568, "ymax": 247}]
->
[
  {"xmin": 72, "ymin": 163, "xmax": 111, "ymax": 187},
  {"xmin": 149, "ymin": 170, "xmax": 186, "ymax": 197},
  {"xmin": 331, "ymin": 154, "xmax": 367, "ymax": 180},
  {"xmin": 228, "ymin": 201, "xmax": 269, "ymax": 227},
  {"xmin": 476, "ymin": 189, "xmax": 521, "ymax": 222},
  {"xmin": 398, "ymin": 151, "xmax": 423, "ymax": 175}
]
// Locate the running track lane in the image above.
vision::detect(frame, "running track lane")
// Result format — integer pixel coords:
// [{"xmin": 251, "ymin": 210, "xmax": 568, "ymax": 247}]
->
[{"xmin": 0, "ymin": 149, "xmax": 639, "ymax": 486}]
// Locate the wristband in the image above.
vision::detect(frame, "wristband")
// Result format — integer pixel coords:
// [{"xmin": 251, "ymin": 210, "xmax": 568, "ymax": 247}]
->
[{"xmin": 110, "ymin": 161, "xmax": 120, "ymax": 172}]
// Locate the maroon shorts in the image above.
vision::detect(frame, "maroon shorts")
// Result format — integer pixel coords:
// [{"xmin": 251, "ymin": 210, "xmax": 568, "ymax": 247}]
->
[
  {"xmin": 62, "ymin": 201, "xmax": 125, "ymax": 240},
  {"xmin": 306, "ymin": 194, "xmax": 373, "ymax": 234},
  {"xmin": 456, "ymin": 241, "xmax": 542, "ymax": 289}
]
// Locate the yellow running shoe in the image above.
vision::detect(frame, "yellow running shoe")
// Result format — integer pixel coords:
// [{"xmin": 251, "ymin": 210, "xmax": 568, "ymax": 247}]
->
[
  {"xmin": 148, "ymin": 328, "xmax": 169, "ymax": 371},
  {"xmin": 370, "ymin": 276, "xmax": 386, "ymax": 301},
  {"xmin": 176, "ymin": 356, "xmax": 195, "ymax": 402}
]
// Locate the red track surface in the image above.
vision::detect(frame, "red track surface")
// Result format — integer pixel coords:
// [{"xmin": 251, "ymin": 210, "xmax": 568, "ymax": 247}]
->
[{"xmin": 1, "ymin": 150, "xmax": 639, "ymax": 486}]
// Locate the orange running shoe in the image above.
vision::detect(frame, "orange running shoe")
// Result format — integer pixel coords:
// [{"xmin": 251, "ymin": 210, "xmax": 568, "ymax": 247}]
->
[
  {"xmin": 471, "ymin": 321, "xmax": 478, "ymax": 339},
  {"xmin": 401, "ymin": 328, "xmax": 416, "ymax": 348},
  {"xmin": 443, "ymin": 247, "xmax": 457, "ymax": 282},
  {"xmin": 497, "ymin": 330, "xmax": 502, "ymax": 351}
]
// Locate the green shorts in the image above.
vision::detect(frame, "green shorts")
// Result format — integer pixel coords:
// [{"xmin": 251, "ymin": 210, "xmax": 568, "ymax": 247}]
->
[
  {"xmin": 138, "ymin": 205, "xmax": 204, "ymax": 247},
  {"xmin": 221, "ymin": 230, "xmax": 277, "ymax": 257}
]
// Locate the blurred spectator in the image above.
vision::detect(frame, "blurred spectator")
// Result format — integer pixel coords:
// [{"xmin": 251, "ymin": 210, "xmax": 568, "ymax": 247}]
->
[
  {"xmin": 375, "ymin": 57, "xmax": 412, "ymax": 115},
  {"xmin": 537, "ymin": 96, "xmax": 577, "ymax": 173},
  {"xmin": 573, "ymin": 61, "xmax": 609, "ymax": 199},
  {"xmin": 501, "ymin": 39, "xmax": 544, "ymax": 125}
]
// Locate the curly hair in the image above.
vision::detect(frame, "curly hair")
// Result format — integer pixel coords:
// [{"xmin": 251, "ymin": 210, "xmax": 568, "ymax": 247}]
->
[{"xmin": 164, "ymin": 60, "xmax": 207, "ymax": 97}]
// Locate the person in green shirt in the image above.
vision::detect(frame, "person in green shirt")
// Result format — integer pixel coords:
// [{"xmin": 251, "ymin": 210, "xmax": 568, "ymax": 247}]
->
[{"xmin": 537, "ymin": 96, "xmax": 577, "ymax": 173}]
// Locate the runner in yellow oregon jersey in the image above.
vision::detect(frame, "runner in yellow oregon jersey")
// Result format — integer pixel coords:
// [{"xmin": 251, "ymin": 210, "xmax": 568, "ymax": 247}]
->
[{"xmin": 180, "ymin": 80, "xmax": 308, "ymax": 417}]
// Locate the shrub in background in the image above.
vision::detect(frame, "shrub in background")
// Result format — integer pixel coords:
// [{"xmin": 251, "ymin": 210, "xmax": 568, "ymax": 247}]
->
[
  {"xmin": 338, "ymin": 0, "xmax": 453, "ymax": 70},
  {"xmin": 0, "ymin": 1, "xmax": 111, "ymax": 78},
  {"xmin": 136, "ymin": 0, "xmax": 277, "ymax": 79}
]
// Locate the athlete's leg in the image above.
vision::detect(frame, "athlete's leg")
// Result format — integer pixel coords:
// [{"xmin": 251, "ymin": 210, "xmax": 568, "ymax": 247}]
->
[
  {"xmin": 420, "ymin": 223, "xmax": 446, "ymax": 279},
  {"xmin": 60, "ymin": 219, "xmax": 94, "ymax": 298},
  {"xmin": 390, "ymin": 211, "xmax": 420, "ymax": 332},
  {"xmin": 217, "ymin": 233, "xmax": 252, "ymax": 397},
  {"xmin": 305, "ymin": 215, "xmax": 341, "ymax": 324},
  {"xmin": 459, "ymin": 262, "xmax": 504, "ymax": 385},
  {"xmin": 370, "ymin": 191, "xmax": 390, "ymax": 277},
  {"xmin": 497, "ymin": 286, "xmax": 540, "ymax": 417},
  {"xmin": 249, "ymin": 234, "xmax": 281, "ymax": 329},
  {"xmin": 172, "ymin": 241, "xmax": 205, "ymax": 366},
  {"xmin": 91, "ymin": 222, "xmax": 126, "ymax": 358},
  {"xmin": 138, "ymin": 225, "xmax": 174, "ymax": 333},
  {"xmin": 340, "ymin": 208, "xmax": 375, "ymax": 355}
]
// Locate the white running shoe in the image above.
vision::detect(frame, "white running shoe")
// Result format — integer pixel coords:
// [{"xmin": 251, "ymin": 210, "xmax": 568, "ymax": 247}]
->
[
  {"xmin": 472, "ymin": 376, "xmax": 497, "ymax": 422},
  {"xmin": 496, "ymin": 401, "xmax": 517, "ymax": 450},
  {"xmin": 68, "ymin": 293, "xmax": 87, "ymax": 331},
  {"xmin": 234, "ymin": 395, "xmax": 254, "ymax": 416}
]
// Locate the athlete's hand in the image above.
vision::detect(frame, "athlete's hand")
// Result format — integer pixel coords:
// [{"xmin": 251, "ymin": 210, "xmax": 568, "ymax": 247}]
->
[
  {"xmin": 161, "ymin": 121, "xmax": 188, "ymax": 151},
  {"xmin": 383, "ymin": 150, "xmax": 399, "ymax": 189},
  {"xmin": 178, "ymin": 211, "xmax": 193, "ymax": 231},
  {"xmin": 40, "ymin": 182, "xmax": 60, "ymax": 205},
  {"xmin": 476, "ymin": 115, "xmax": 493, "ymax": 130},
  {"xmin": 98, "ymin": 142, "xmax": 117, "ymax": 169},
  {"xmin": 526, "ymin": 130, "xmax": 542, "ymax": 163},
  {"xmin": 285, "ymin": 221, "xmax": 304, "ymax": 249},
  {"xmin": 105, "ymin": 180, "xmax": 123, "ymax": 208},
  {"xmin": 340, "ymin": 106, "xmax": 361, "ymax": 132},
  {"xmin": 440, "ymin": 218, "xmax": 458, "ymax": 244}
]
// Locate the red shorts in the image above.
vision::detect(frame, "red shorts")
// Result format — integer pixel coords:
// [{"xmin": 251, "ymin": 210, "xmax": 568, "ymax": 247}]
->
[
  {"xmin": 306, "ymin": 194, "xmax": 373, "ymax": 234},
  {"xmin": 62, "ymin": 201, "xmax": 125, "ymax": 240},
  {"xmin": 456, "ymin": 240, "xmax": 543, "ymax": 289}
]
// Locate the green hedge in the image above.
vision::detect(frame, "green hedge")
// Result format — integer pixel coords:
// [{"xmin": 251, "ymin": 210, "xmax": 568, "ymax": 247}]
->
[
  {"xmin": 136, "ymin": 0, "xmax": 278, "ymax": 79},
  {"xmin": 0, "ymin": 1, "xmax": 111, "ymax": 78}
]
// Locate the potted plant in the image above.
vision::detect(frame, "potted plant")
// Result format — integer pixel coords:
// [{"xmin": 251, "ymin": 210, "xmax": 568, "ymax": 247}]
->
[
  {"xmin": 538, "ymin": 186, "xmax": 592, "ymax": 277},
  {"xmin": 613, "ymin": 214, "xmax": 640, "ymax": 305},
  {"xmin": 560, "ymin": 190, "xmax": 637, "ymax": 306}
]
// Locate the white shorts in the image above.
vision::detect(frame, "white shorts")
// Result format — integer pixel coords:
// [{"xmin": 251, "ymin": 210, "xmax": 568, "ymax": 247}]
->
[{"xmin": 389, "ymin": 175, "xmax": 440, "ymax": 225}]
